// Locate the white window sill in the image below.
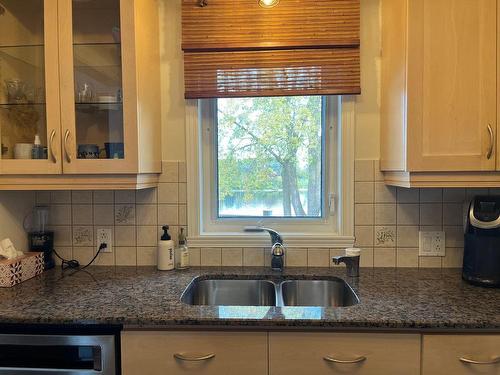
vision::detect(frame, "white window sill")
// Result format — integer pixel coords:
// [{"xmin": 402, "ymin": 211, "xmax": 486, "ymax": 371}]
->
[{"xmin": 188, "ymin": 234, "xmax": 355, "ymax": 248}]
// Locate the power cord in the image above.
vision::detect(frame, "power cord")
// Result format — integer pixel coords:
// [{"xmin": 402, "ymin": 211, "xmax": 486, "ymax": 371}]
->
[
  {"xmin": 79, "ymin": 242, "xmax": 107, "ymax": 271},
  {"xmin": 53, "ymin": 249, "xmax": 80, "ymax": 270},
  {"xmin": 53, "ymin": 243, "xmax": 108, "ymax": 273}
]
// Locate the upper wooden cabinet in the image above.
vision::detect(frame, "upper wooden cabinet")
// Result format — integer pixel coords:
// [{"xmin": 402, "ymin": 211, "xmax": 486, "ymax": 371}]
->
[
  {"xmin": 0, "ymin": 0, "xmax": 161, "ymax": 190},
  {"xmin": 0, "ymin": 0, "xmax": 62, "ymax": 175},
  {"xmin": 381, "ymin": 0, "xmax": 500, "ymax": 187}
]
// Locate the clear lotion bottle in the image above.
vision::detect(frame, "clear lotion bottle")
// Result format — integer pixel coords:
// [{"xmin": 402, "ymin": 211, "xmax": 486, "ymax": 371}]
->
[
  {"xmin": 157, "ymin": 225, "xmax": 174, "ymax": 271},
  {"xmin": 175, "ymin": 228, "xmax": 189, "ymax": 270}
]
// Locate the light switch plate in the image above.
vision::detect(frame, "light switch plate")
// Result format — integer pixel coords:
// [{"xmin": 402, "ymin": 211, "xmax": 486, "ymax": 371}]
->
[{"xmin": 419, "ymin": 231, "xmax": 445, "ymax": 257}]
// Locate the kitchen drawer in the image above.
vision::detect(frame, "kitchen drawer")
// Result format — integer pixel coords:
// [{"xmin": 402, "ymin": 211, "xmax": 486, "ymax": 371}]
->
[
  {"xmin": 269, "ymin": 332, "xmax": 420, "ymax": 375},
  {"xmin": 423, "ymin": 334, "xmax": 500, "ymax": 375},
  {"xmin": 121, "ymin": 331, "xmax": 268, "ymax": 375}
]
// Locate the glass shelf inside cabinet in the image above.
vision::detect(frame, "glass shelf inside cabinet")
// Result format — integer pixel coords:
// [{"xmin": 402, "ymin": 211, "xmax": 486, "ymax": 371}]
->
[
  {"xmin": 75, "ymin": 102, "xmax": 122, "ymax": 112},
  {"xmin": 0, "ymin": 44, "xmax": 44, "ymax": 49},
  {"xmin": 73, "ymin": 42, "xmax": 120, "ymax": 47},
  {"xmin": 0, "ymin": 103, "xmax": 45, "ymax": 106}
]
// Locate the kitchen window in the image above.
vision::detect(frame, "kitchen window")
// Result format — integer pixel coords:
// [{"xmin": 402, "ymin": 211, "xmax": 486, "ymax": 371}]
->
[{"xmin": 186, "ymin": 96, "xmax": 355, "ymax": 248}]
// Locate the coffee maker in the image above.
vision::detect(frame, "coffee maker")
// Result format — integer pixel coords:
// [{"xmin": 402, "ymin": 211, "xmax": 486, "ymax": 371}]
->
[
  {"xmin": 463, "ymin": 196, "xmax": 500, "ymax": 287},
  {"xmin": 25, "ymin": 206, "xmax": 55, "ymax": 270}
]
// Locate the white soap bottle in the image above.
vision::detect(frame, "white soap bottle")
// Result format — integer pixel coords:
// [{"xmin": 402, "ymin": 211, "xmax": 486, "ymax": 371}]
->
[{"xmin": 157, "ymin": 225, "xmax": 175, "ymax": 271}]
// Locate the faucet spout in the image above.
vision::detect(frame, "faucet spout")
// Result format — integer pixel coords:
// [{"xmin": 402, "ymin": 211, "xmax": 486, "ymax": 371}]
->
[{"xmin": 244, "ymin": 226, "xmax": 283, "ymax": 245}]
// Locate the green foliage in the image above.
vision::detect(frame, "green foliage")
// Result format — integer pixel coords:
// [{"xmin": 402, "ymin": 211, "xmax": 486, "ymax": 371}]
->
[
  {"xmin": 218, "ymin": 158, "xmax": 279, "ymax": 202},
  {"xmin": 217, "ymin": 96, "xmax": 322, "ymax": 216}
]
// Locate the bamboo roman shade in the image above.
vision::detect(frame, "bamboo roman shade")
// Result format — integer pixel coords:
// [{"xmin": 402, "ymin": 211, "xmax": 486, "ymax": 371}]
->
[{"xmin": 182, "ymin": 0, "xmax": 361, "ymax": 99}]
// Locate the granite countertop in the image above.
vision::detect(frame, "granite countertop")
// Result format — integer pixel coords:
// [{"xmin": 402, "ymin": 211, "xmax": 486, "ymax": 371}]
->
[{"xmin": 0, "ymin": 267, "xmax": 498, "ymax": 331}]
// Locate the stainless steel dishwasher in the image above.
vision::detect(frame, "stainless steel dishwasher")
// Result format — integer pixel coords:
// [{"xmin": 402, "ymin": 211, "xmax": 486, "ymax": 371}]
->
[{"xmin": 0, "ymin": 333, "xmax": 117, "ymax": 374}]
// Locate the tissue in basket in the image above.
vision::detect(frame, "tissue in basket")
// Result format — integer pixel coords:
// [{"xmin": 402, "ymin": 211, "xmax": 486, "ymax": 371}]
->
[{"xmin": 0, "ymin": 252, "xmax": 44, "ymax": 287}]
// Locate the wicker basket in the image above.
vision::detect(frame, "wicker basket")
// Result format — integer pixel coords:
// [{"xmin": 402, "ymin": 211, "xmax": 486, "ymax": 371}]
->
[{"xmin": 0, "ymin": 252, "xmax": 44, "ymax": 287}]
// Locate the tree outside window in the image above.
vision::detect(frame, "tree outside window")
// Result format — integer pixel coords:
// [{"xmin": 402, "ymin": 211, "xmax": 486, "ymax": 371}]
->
[{"xmin": 217, "ymin": 96, "xmax": 323, "ymax": 218}]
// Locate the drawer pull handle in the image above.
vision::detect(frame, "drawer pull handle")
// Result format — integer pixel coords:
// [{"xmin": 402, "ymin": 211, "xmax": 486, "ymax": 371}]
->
[
  {"xmin": 323, "ymin": 355, "xmax": 367, "ymax": 364},
  {"xmin": 487, "ymin": 124, "xmax": 494, "ymax": 160},
  {"xmin": 459, "ymin": 356, "xmax": 500, "ymax": 365},
  {"xmin": 174, "ymin": 353, "xmax": 216, "ymax": 362}
]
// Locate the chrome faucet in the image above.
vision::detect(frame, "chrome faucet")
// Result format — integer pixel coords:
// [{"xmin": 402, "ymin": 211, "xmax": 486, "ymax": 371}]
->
[
  {"xmin": 244, "ymin": 226, "xmax": 285, "ymax": 271},
  {"xmin": 332, "ymin": 253, "xmax": 360, "ymax": 277}
]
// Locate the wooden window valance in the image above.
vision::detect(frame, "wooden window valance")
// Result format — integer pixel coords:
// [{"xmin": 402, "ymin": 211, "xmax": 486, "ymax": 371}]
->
[{"xmin": 182, "ymin": 0, "xmax": 361, "ymax": 99}]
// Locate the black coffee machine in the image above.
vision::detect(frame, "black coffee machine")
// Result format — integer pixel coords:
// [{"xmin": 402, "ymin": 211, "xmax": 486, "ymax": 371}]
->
[{"xmin": 463, "ymin": 196, "xmax": 500, "ymax": 287}]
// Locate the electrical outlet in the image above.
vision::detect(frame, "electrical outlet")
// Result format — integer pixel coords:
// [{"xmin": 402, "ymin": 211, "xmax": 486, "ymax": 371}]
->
[
  {"xmin": 96, "ymin": 228, "xmax": 113, "ymax": 253},
  {"xmin": 419, "ymin": 231, "xmax": 445, "ymax": 257}
]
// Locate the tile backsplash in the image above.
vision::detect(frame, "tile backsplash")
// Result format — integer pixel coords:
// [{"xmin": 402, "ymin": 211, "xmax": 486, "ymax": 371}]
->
[
  {"xmin": 354, "ymin": 160, "xmax": 474, "ymax": 269},
  {"xmin": 41, "ymin": 160, "xmax": 482, "ymax": 268},
  {"xmin": 41, "ymin": 161, "xmax": 187, "ymax": 267}
]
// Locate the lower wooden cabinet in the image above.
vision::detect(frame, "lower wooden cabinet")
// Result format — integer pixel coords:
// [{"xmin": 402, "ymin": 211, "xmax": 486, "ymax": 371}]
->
[
  {"xmin": 121, "ymin": 331, "xmax": 500, "ymax": 375},
  {"xmin": 269, "ymin": 332, "xmax": 420, "ymax": 375},
  {"xmin": 422, "ymin": 335, "xmax": 500, "ymax": 375},
  {"xmin": 121, "ymin": 331, "xmax": 268, "ymax": 375}
]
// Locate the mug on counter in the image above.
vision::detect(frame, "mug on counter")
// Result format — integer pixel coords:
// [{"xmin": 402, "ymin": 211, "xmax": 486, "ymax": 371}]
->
[
  {"xmin": 77, "ymin": 144, "xmax": 100, "ymax": 159},
  {"xmin": 14, "ymin": 143, "xmax": 33, "ymax": 159}
]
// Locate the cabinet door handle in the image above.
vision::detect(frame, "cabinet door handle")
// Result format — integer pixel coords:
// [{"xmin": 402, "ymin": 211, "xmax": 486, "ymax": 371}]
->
[
  {"xmin": 487, "ymin": 124, "xmax": 494, "ymax": 160},
  {"xmin": 459, "ymin": 356, "xmax": 500, "ymax": 365},
  {"xmin": 49, "ymin": 130, "xmax": 57, "ymax": 163},
  {"xmin": 63, "ymin": 129, "xmax": 72, "ymax": 163},
  {"xmin": 173, "ymin": 352, "xmax": 216, "ymax": 362},
  {"xmin": 323, "ymin": 355, "xmax": 367, "ymax": 364}
]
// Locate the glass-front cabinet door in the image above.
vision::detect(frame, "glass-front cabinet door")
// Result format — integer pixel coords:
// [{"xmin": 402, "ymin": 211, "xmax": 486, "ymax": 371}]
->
[
  {"xmin": 0, "ymin": 0, "xmax": 61, "ymax": 174},
  {"xmin": 59, "ymin": 0, "xmax": 137, "ymax": 174}
]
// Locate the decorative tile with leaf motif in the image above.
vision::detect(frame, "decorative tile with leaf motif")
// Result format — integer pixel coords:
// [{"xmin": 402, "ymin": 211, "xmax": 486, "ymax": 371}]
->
[
  {"xmin": 72, "ymin": 226, "xmax": 93, "ymax": 246},
  {"xmin": 115, "ymin": 205, "xmax": 136, "ymax": 225},
  {"xmin": 375, "ymin": 226, "xmax": 396, "ymax": 247}
]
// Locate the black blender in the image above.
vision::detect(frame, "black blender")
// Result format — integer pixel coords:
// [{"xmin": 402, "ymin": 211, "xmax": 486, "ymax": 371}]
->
[{"xmin": 25, "ymin": 206, "xmax": 55, "ymax": 270}]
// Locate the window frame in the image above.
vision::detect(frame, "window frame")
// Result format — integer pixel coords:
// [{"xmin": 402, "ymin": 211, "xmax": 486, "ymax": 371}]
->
[{"xmin": 186, "ymin": 96, "xmax": 355, "ymax": 248}]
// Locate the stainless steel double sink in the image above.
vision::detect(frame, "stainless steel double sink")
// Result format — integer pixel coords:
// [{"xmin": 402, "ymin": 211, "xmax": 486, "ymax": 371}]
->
[{"xmin": 181, "ymin": 278, "xmax": 359, "ymax": 308}]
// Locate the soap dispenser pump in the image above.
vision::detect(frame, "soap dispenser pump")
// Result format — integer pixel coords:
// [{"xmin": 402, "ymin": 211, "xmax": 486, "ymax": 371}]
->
[{"xmin": 158, "ymin": 225, "xmax": 174, "ymax": 271}]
